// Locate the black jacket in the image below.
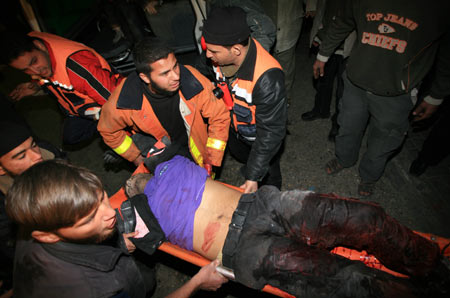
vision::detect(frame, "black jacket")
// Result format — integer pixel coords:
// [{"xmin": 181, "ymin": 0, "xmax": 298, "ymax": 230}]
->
[
  {"xmin": 13, "ymin": 234, "xmax": 145, "ymax": 298},
  {"xmin": 209, "ymin": 39, "xmax": 287, "ymax": 182},
  {"xmin": 319, "ymin": 0, "xmax": 450, "ymax": 99}
]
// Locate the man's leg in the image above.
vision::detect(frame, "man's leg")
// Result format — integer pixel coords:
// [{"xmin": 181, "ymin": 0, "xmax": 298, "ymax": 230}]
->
[
  {"xmin": 290, "ymin": 192, "xmax": 439, "ymax": 277},
  {"xmin": 62, "ymin": 116, "xmax": 98, "ymax": 145},
  {"xmin": 227, "ymin": 128, "xmax": 251, "ymax": 164},
  {"xmin": 328, "ymin": 56, "xmax": 346, "ymax": 141},
  {"xmin": 314, "ymin": 54, "xmax": 341, "ymax": 117},
  {"xmin": 359, "ymin": 92, "xmax": 413, "ymax": 182},
  {"xmin": 228, "ymin": 128, "xmax": 282, "ymax": 189},
  {"xmin": 302, "ymin": 54, "xmax": 340, "ymax": 121},
  {"xmin": 410, "ymin": 100, "xmax": 450, "ymax": 175},
  {"xmin": 274, "ymin": 45, "xmax": 297, "ymax": 105},
  {"xmin": 260, "ymin": 145, "xmax": 283, "ymax": 189},
  {"xmin": 230, "ymin": 187, "xmax": 418, "ymax": 297},
  {"xmin": 335, "ymin": 74, "xmax": 370, "ymax": 167},
  {"xmin": 262, "ymin": 238, "xmax": 417, "ymax": 298}
]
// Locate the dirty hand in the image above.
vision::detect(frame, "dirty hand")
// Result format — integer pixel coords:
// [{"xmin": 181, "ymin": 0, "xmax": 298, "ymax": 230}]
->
[
  {"xmin": 240, "ymin": 180, "xmax": 258, "ymax": 193},
  {"xmin": 192, "ymin": 260, "xmax": 228, "ymax": 291},
  {"xmin": 9, "ymin": 82, "xmax": 40, "ymax": 101},
  {"xmin": 313, "ymin": 59, "xmax": 325, "ymax": 79},
  {"xmin": 412, "ymin": 101, "xmax": 439, "ymax": 122},
  {"xmin": 123, "ymin": 231, "xmax": 138, "ymax": 253}
]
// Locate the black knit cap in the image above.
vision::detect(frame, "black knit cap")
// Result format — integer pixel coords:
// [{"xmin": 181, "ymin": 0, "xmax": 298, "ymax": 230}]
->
[
  {"xmin": 0, "ymin": 121, "xmax": 32, "ymax": 157},
  {"xmin": 202, "ymin": 6, "xmax": 251, "ymax": 46}
]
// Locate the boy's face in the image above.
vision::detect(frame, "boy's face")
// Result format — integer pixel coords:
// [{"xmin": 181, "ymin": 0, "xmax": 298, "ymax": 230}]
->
[
  {"xmin": 0, "ymin": 137, "xmax": 43, "ymax": 177},
  {"xmin": 55, "ymin": 191, "xmax": 117, "ymax": 244}
]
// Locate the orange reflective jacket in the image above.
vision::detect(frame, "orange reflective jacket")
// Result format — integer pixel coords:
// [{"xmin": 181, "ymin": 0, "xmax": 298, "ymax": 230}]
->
[
  {"xmin": 98, "ymin": 65, "xmax": 230, "ymax": 167},
  {"xmin": 29, "ymin": 32, "xmax": 118, "ymax": 117}
]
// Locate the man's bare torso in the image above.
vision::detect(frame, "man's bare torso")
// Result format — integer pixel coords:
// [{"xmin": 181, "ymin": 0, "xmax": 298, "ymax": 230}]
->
[{"xmin": 193, "ymin": 178, "xmax": 242, "ymax": 260}]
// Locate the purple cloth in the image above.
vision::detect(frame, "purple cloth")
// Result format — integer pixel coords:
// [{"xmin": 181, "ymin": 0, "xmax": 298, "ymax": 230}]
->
[{"xmin": 144, "ymin": 155, "xmax": 207, "ymax": 250}]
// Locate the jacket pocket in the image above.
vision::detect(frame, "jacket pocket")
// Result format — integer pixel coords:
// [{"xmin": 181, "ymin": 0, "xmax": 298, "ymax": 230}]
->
[{"xmin": 233, "ymin": 104, "xmax": 253, "ymax": 123}]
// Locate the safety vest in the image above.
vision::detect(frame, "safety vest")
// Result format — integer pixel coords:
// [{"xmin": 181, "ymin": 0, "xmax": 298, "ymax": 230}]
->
[
  {"xmin": 213, "ymin": 39, "xmax": 281, "ymax": 142},
  {"xmin": 100, "ymin": 66, "xmax": 228, "ymax": 167},
  {"xmin": 28, "ymin": 32, "xmax": 115, "ymax": 117}
]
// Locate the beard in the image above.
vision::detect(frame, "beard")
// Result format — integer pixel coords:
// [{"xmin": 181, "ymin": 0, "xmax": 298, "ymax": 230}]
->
[
  {"xmin": 149, "ymin": 77, "xmax": 178, "ymax": 97},
  {"xmin": 58, "ymin": 226, "xmax": 117, "ymax": 245}
]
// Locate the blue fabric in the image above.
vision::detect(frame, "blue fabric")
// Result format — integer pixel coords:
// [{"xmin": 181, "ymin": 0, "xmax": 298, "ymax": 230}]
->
[{"xmin": 144, "ymin": 155, "xmax": 207, "ymax": 250}]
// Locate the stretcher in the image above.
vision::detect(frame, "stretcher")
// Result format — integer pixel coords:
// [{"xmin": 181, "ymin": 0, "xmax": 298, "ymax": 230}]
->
[{"xmin": 110, "ymin": 164, "xmax": 450, "ymax": 298}]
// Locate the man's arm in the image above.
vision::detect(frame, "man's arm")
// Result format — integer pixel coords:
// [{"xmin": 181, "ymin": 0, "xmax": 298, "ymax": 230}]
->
[
  {"xmin": 97, "ymin": 99, "xmax": 142, "ymax": 165},
  {"xmin": 9, "ymin": 81, "xmax": 42, "ymax": 101},
  {"xmin": 413, "ymin": 30, "xmax": 450, "ymax": 121},
  {"xmin": 313, "ymin": 0, "xmax": 356, "ymax": 78},
  {"xmin": 166, "ymin": 260, "xmax": 228, "ymax": 298},
  {"xmin": 67, "ymin": 50, "xmax": 122, "ymax": 105},
  {"xmin": 189, "ymin": 66, "xmax": 230, "ymax": 167},
  {"xmin": 244, "ymin": 68, "xmax": 287, "ymax": 193}
]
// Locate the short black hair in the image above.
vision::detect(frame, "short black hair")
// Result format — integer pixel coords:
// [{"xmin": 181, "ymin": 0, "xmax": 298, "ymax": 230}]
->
[
  {"xmin": 0, "ymin": 31, "xmax": 37, "ymax": 65},
  {"xmin": 132, "ymin": 37, "xmax": 174, "ymax": 74}
]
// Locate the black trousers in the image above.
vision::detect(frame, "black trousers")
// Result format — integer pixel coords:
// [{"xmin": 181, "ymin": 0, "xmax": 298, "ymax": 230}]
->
[
  {"xmin": 227, "ymin": 128, "xmax": 282, "ymax": 189},
  {"xmin": 62, "ymin": 116, "xmax": 98, "ymax": 145},
  {"xmin": 418, "ymin": 100, "xmax": 450, "ymax": 166},
  {"xmin": 226, "ymin": 186, "xmax": 440, "ymax": 298},
  {"xmin": 312, "ymin": 53, "xmax": 346, "ymax": 118}
]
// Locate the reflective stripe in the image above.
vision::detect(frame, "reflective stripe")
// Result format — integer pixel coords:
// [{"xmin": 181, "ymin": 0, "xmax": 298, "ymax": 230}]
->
[
  {"xmin": 206, "ymin": 138, "xmax": 226, "ymax": 151},
  {"xmin": 189, "ymin": 137, "xmax": 203, "ymax": 166},
  {"xmin": 232, "ymin": 84, "xmax": 252, "ymax": 104},
  {"xmin": 113, "ymin": 135, "xmax": 133, "ymax": 155}
]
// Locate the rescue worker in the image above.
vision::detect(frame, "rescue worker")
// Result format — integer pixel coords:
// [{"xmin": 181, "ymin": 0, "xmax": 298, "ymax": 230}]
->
[
  {"xmin": 202, "ymin": 6, "xmax": 287, "ymax": 193},
  {"xmin": 97, "ymin": 38, "xmax": 230, "ymax": 171},
  {"xmin": 0, "ymin": 31, "xmax": 123, "ymax": 145}
]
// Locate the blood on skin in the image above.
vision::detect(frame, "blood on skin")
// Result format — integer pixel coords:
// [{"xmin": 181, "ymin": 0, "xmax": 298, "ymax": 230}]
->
[{"xmin": 201, "ymin": 222, "xmax": 220, "ymax": 253}]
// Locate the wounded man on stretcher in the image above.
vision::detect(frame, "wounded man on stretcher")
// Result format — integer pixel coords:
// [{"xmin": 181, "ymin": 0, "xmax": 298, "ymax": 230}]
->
[{"xmin": 123, "ymin": 155, "xmax": 450, "ymax": 298}]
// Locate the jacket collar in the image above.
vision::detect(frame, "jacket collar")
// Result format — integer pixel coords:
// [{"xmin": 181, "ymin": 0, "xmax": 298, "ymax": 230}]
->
[
  {"xmin": 179, "ymin": 64, "xmax": 203, "ymax": 100},
  {"xmin": 117, "ymin": 71, "xmax": 144, "ymax": 110},
  {"xmin": 41, "ymin": 238, "xmax": 126, "ymax": 272},
  {"xmin": 117, "ymin": 65, "xmax": 203, "ymax": 110},
  {"xmin": 233, "ymin": 38, "xmax": 257, "ymax": 81}
]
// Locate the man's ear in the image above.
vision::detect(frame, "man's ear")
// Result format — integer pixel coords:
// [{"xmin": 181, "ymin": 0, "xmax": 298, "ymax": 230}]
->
[
  {"xmin": 31, "ymin": 230, "xmax": 61, "ymax": 243},
  {"xmin": 33, "ymin": 39, "xmax": 47, "ymax": 52},
  {"xmin": 0, "ymin": 165, "xmax": 6, "ymax": 176},
  {"xmin": 231, "ymin": 44, "xmax": 242, "ymax": 56},
  {"xmin": 139, "ymin": 73, "xmax": 151, "ymax": 84}
]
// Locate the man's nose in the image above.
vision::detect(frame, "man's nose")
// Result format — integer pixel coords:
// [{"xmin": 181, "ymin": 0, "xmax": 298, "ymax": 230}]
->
[
  {"xmin": 205, "ymin": 50, "xmax": 212, "ymax": 59},
  {"xmin": 29, "ymin": 148, "xmax": 42, "ymax": 163},
  {"xmin": 27, "ymin": 66, "xmax": 39, "ymax": 75},
  {"xmin": 171, "ymin": 70, "xmax": 180, "ymax": 81}
]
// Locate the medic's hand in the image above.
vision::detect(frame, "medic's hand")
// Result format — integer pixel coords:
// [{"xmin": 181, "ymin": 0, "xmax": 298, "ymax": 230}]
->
[
  {"xmin": 9, "ymin": 82, "xmax": 41, "ymax": 101},
  {"xmin": 313, "ymin": 59, "xmax": 325, "ymax": 79},
  {"xmin": 123, "ymin": 232, "xmax": 138, "ymax": 253},
  {"xmin": 240, "ymin": 180, "xmax": 258, "ymax": 194},
  {"xmin": 412, "ymin": 101, "xmax": 439, "ymax": 122},
  {"xmin": 192, "ymin": 260, "xmax": 228, "ymax": 291}
]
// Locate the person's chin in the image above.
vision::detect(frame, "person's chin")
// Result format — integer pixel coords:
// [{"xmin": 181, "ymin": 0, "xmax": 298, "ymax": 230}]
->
[
  {"xmin": 169, "ymin": 83, "xmax": 180, "ymax": 90},
  {"xmin": 41, "ymin": 69, "xmax": 52, "ymax": 78}
]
